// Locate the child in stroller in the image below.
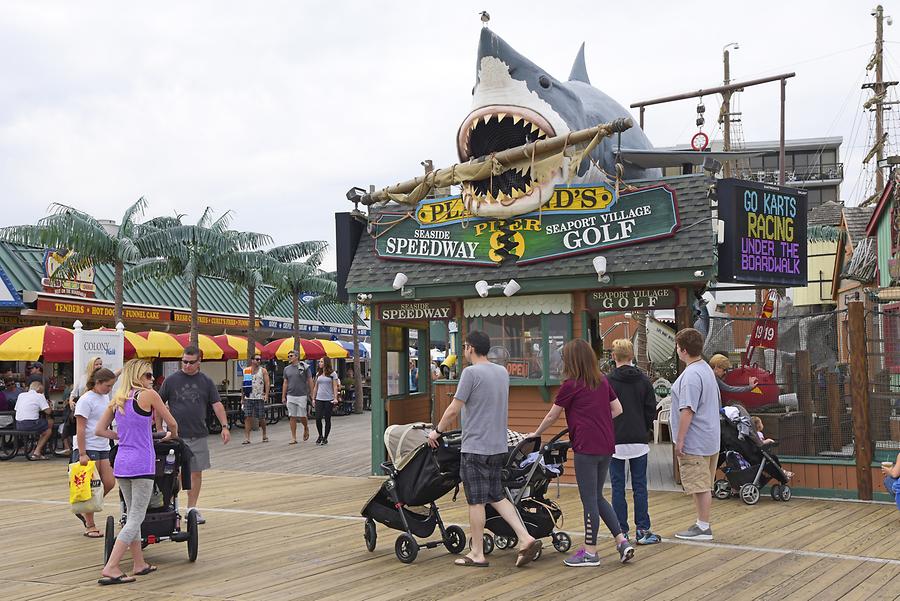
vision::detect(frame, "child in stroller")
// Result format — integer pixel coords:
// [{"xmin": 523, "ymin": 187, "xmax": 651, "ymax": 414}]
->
[
  {"xmin": 713, "ymin": 405, "xmax": 792, "ymax": 505},
  {"xmin": 105, "ymin": 434, "xmax": 200, "ymax": 564},
  {"xmin": 361, "ymin": 423, "xmax": 465, "ymax": 563},
  {"xmin": 480, "ymin": 430, "xmax": 573, "ymax": 558}
]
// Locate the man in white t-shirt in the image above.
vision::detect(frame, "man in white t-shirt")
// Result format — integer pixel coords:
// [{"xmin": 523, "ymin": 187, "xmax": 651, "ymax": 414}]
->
[{"xmin": 14, "ymin": 382, "xmax": 53, "ymax": 460}]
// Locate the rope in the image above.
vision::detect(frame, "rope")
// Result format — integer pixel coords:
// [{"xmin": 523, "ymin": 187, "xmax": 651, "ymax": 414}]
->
[{"xmin": 370, "ymin": 213, "xmax": 415, "ymax": 239}]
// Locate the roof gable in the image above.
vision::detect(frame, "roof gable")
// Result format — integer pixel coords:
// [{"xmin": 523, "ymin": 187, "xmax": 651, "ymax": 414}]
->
[{"xmin": 866, "ymin": 179, "xmax": 895, "ymax": 236}]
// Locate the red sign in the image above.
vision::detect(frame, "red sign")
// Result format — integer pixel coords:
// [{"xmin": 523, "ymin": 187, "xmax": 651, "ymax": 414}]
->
[
  {"xmin": 173, "ymin": 311, "xmax": 260, "ymax": 328},
  {"xmin": 744, "ymin": 290, "xmax": 779, "ymax": 362},
  {"xmin": 36, "ymin": 299, "xmax": 170, "ymax": 322},
  {"xmin": 506, "ymin": 360, "xmax": 529, "ymax": 378}
]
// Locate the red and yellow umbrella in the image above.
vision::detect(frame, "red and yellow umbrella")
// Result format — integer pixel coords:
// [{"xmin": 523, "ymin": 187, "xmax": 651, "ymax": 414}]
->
[
  {"xmin": 137, "ymin": 331, "xmax": 186, "ymax": 359},
  {"xmin": 213, "ymin": 334, "xmax": 272, "ymax": 361},
  {"xmin": 95, "ymin": 328, "xmax": 158, "ymax": 359},
  {"xmin": 263, "ymin": 338, "xmax": 349, "ymax": 361},
  {"xmin": 0, "ymin": 325, "xmax": 74, "ymax": 362},
  {"xmin": 172, "ymin": 333, "xmax": 236, "ymax": 361}
]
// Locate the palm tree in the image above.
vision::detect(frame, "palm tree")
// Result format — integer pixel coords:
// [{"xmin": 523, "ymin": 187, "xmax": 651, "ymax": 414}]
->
[
  {"xmin": 258, "ymin": 242, "xmax": 336, "ymax": 352},
  {"xmin": 130, "ymin": 208, "xmax": 272, "ymax": 346},
  {"xmin": 0, "ymin": 199, "xmax": 147, "ymax": 325},
  {"xmin": 221, "ymin": 250, "xmax": 282, "ymax": 361}
]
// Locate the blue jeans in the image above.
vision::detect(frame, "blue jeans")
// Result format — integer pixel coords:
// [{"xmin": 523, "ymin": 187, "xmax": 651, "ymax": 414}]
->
[
  {"xmin": 884, "ymin": 476, "xmax": 900, "ymax": 511},
  {"xmin": 610, "ymin": 454, "xmax": 650, "ymax": 533}
]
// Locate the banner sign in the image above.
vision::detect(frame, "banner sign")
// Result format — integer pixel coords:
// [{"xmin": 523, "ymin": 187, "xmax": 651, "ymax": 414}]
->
[
  {"xmin": 173, "ymin": 311, "xmax": 261, "ymax": 328},
  {"xmin": 37, "ymin": 299, "xmax": 169, "ymax": 322},
  {"xmin": 587, "ymin": 288, "xmax": 677, "ymax": 311},
  {"xmin": 717, "ymin": 179, "xmax": 808, "ymax": 286},
  {"xmin": 379, "ymin": 301, "xmax": 454, "ymax": 322},
  {"xmin": 259, "ymin": 318, "xmax": 370, "ymax": 337},
  {"xmin": 42, "ymin": 249, "xmax": 96, "ymax": 298},
  {"xmin": 373, "ymin": 183, "xmax": 679, "ymax": 266},
  {"xmin": 74, "ymin": 327, "xmax": 124, "ymax": 375},
  {"xmin": 746, "ymin": 290, "xmax": 779, "ymax": 356}
]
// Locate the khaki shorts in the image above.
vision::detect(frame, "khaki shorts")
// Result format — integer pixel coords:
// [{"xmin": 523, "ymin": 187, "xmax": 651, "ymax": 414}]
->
[
  {"xmin": 678, "ymin": 453, "xmax": 718, "ymax": 494},
  {"xmin": 286, "ymin": 395, "xmax": 308, "ymax": 418}
]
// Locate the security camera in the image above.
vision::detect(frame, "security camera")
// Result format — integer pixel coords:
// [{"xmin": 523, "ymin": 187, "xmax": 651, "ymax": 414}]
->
[
  {"xmin": 503, "ymin": 279, "xmax": 521, "ymax": 297},
  {"xmin": 392, "ymin": 273, "xmax": 408, "ymax": 290},
  {"xmin": 475, "ymin": 280, "xmax": 490, "ymax": 298},
  {"xmin": 694, "ymin": 270, "xmax": 705, "ymax": 278},
  {"xmin": 356, "ymin": 293, "xmax": 371, "ymax": 303}
]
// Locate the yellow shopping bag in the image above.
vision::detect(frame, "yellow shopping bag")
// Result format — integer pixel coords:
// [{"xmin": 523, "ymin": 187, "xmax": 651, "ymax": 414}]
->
[{"xmin": 69, "ymin": 460, "xmax": 95, "ymax": 504}]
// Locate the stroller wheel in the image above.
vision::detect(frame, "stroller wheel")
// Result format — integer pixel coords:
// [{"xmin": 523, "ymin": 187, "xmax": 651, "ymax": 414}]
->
[
  {"xmin": 443, "ymin": 525, "xmax": 466, "ymax": 554},
  {"xmin": 364, "ymin": 518, "xmax": 377, "ymax": 552},
  {"xmin": 494, "ymin": 536, "xmax": 509, "ymax": 550},
  {"xmin": 506, "ymin": 535, "xmax": 517, "ymax": 550},
  {"xmin": 740, "ymin": 484, "xmax": 760, "ymax": 505},
  {"xmin": 187, "ymin": 508, "xmax": 199, "ymax": 562},
  {"xmin": 770, "ymin": 484, "xmax": 783, "ymax": 501},
  {"xmin": 103, "ymin": 516, "xmax": 115, "ymax": 563},
  {"xmin": 779, "ymin": 485, "xmax": 792, "ymax": 502},
  {"xmin": 395, "ymin": 533, "xmax": 418, "ymax": 564},
  {"xmin": 713, "ymin": 479, "xmax": 732, "ymax": 500},
  {"xmin": 468, "ymin": 533, "xmax": 495, "ymax": 555},
  {"xmin": 552, "ymin": 532, "xmax": 572, "ymax": 553}
]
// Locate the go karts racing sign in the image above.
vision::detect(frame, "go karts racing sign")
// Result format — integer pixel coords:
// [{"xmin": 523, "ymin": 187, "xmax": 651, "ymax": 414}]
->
[{"xmin": 372, "ymin": 184, "xmax": 679, "ymax": 266}]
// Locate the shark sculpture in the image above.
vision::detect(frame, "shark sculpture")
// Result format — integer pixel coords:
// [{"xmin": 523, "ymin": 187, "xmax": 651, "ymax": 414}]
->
[{"xmin": 457, "ymin": 28, "xmax": 660, "ymax": 218}]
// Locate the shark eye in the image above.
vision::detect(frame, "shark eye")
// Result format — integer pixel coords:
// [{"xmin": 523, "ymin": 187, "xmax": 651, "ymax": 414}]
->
[
  {"xmin": 539, "ymin": 75, "xmax": 551, "ymax": 89},
  {"xmin": 471, "ymin": 86, "xmax": 475, "ymax": 96}
]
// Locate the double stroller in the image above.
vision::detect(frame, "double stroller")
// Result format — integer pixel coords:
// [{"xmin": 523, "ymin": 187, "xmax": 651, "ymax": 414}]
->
[
  {"xmin": 361, "ymin": 423, "xmax": 465, "ymax": 563},
  {"xmin": 104, "ymin": 435, "xmax": 199, "ymax": 563},
  {"xmin": 481, "ymin": 430, "xmax": 572, "ymax": 559},
  {"xmin": 713, "ymin": 406, "xmax": 792, "ymax": 505}
]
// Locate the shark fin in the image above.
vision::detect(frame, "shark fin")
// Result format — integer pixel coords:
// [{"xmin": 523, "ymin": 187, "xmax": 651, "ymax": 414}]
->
[{"xmin": 568, "ymin": 43, "xmax": 591, "ymax": 84}]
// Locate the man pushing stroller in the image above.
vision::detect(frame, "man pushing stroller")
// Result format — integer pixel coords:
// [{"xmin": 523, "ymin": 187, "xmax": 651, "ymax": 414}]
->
[{"xmin": 428, "ymin": 331, "xmax": 542, "ymax": 568}]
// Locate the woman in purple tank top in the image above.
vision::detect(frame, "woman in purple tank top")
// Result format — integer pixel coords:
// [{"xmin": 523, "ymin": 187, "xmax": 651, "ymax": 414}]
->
[{"xmin": 94, "ymin": 359, "xmax": 178, "ymax": 585}]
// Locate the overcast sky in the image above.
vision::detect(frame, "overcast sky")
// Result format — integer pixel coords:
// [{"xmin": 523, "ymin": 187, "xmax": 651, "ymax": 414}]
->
[{"xmin": 0, "ymin": 1, "xmax": 893, "ymax": 270}]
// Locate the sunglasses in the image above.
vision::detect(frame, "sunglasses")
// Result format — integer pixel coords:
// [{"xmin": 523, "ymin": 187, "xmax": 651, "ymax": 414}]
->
[
  {"xmin": 142, "ymin": 372, "xmax": 153, "ymax": 379},
  {"xmin": 253, "ymin": 357, "xmax": 262, "ymax": 361},
  {"xmin": 181, "ymin": 359, "xmax": 199, "ymax": 365}
]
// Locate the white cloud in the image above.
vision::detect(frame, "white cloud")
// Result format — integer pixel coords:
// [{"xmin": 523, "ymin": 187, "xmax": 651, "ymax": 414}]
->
[{"xmin": 0, "ymin": 1, "xmax": 887, "ymax": 271}]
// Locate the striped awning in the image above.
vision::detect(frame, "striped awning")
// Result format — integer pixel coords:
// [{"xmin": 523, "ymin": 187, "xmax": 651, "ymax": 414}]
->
[{"xmin": 464, "ymin": 293, "xmax": 573, "ymax": 318}]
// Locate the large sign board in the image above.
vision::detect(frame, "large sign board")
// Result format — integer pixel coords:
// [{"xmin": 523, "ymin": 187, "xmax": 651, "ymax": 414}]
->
[
  {"xmin": 379, "ymin": 301, "xmax": 454, "ymax": 322},
  {"xmin": 587, "ymin": 288, "xmax": 677, "ymax": 311},
  {"xmin": 74, "ymin": 327, "xmax": 124, "ymax": 375},
  {"xmin": 42, "ymin": 249, "xmax": 96, "ymax": 298},
  {"xmin": 717, "ymin": 179, "xmax": 808, "ymax": 286},
  {"xmin": 373, "ymin": 184, "xmax": 679, "ymax": 266},
  {"xmin": 37, "ymin": 299, "xmax": 169, "ymax": 322}
]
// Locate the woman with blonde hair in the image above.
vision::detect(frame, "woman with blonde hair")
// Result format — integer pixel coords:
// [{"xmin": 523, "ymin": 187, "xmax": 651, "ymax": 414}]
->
[
  {"xmin": 528, "ymin": 338, "xmax": 634, "ymax": 567},
  {"xmin": 94, "ymin": 359, "xmax": 178, "ymax": 585},
  {"xmin": 72, "ymin": 367, "xmax": 118, "ymax": 538},
  {"xmin": 708, "ymin": 354, "xmax": 758, "ymax": 395}
]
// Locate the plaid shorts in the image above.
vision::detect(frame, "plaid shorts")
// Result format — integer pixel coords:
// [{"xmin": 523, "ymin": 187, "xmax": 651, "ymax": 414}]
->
[
  {"xmin": 460, "ymin": 452, "xmax": 506, "ymax": 505},
  {"xmin": 243, "ymin": 398, "xmax": 266, "ymax": 420}
]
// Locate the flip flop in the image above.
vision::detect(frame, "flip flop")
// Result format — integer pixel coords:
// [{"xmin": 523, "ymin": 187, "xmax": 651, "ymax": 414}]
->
[
  {"xmin": 516, "ymin": 539, "xmax": 542, "ymax": 567},
  {"xmin": 303, "ymin": 431, "xmax": 309, "ymax": 441},
  {"xmin": 83, "ymin": 528, "xmax": 103, "ymax": 538},
  {"xmin": 242, "ymin": 440, "xmax": 251, "ymax": 445},
  {"xmin": 288, "ymin": 440, "xmax": 298, "ymax": 445},
  {"xmin": 454, "ymin": 556, "xmax": 489, "ymax": 567},
  {"xmin": 262, "ymin": 437, "xmax": 269, "ymax": 443},
  {"xmin": 134, "ymin": 564, "xmax": 157, "ymax": 576},
  {"xmin": 29, "ymin": 454, "xmax": 50, "ymax": 460},
  {"xmin": 98, "ymin": 574, "xmax": 136, "ymax": 585}
]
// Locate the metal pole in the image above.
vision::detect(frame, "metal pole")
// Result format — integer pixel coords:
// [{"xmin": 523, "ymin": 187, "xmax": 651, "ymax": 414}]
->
[
  {"xmin": 723, "ymin": 49, "xmax": 732, "ymax": 178},
  {"xmin": 779, "ymin": 78, "xmax": 787, "ymax": 186},
  {"xmin": 639, "ymin": 106, "xmax": 645, "ymax": 131}
]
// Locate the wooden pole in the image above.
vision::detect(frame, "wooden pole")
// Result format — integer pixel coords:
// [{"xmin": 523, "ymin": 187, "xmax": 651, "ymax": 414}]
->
[
  {"xmin": 875, "ymin": 4, "xmax": 885, "ymax": 195},
  {"xmin": 826, "ymin": 371, "xmax": 843, "ymax": 452},
  {"xmin": 357, "ymin": 119, "xmax": 633, "ymax": 205},
  {"xmin": 630, "ymin": 73, "xmax": 796, "ymax": 108},
  {"xmin": 848, "ymin": 301, "xmax": 873, "ymax": 499}
]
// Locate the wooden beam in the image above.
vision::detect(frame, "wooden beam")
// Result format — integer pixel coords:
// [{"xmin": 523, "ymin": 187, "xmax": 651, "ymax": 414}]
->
[{"xmin": 848, "ymin": 301, "xmax": 873, "ymax": 500}]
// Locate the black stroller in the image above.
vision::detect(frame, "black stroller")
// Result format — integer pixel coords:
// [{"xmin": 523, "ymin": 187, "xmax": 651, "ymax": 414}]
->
[
  {"xmin": 480, "ymin": 430, "xmax": 572, "ymax": 559},
  {"xmin": 361, "ymin": 423, "xmax": 464, "ymax": 563},
  {"xmin": 713, "ymin": 408, "xmax": 792, "ymax": 505},
  {"xmin": 104, "ymin": 435, "xmax": 199, "ymax": 563}
]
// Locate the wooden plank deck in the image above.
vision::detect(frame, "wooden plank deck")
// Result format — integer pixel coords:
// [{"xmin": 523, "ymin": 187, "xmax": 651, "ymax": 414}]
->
[{"xmin": 3, "ymin": 449, "xmax": 900, "ymax": 600}]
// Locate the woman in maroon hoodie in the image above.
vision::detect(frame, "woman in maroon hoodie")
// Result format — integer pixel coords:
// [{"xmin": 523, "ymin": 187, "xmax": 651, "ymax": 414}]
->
[{"xmin": 528, "ymin": 338, "xmax": 635, "ymax": 567}]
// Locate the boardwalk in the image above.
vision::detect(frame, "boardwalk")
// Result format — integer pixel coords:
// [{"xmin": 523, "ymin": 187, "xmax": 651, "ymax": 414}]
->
[{"xmin": 2, "ymin": 415, "xmax": 900, "ymax": 600}]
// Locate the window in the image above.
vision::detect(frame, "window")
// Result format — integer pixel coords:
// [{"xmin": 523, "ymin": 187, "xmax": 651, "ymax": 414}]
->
[
  {"xmin": 821, "ymin": 187, "xmax": 837, "ymax": 204},
  {"xmin": 763, "ymin": 154, "xmax": 779, "ymax": 169},
  {"xmin": 466, "ymin": 313, "xmax": 572, "ymax": 383},
  {"xmin": 822, "ymin": 150, "xmax": 836, "ymax": 165}
]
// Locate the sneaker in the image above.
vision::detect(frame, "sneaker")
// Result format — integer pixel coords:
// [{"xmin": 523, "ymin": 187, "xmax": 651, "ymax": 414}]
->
[
  {"xmin": 616, "ymin": 539, "xmax": 635, "ymax": 563},
  {"xmin": 636, "ymin": 530, "xmax": 661, "ymax": 545},
  {"xmin": 674, "ymin": 524, "xmax": 712, "ymax": 540},
  {"xmin": 621, "ymin": 531, "xmax": 630, "ymax": 543},
  {"xmin": 189, "ymin": 508, "xmax": 206, "ymax": 525},
  {"xmin": 315, "ymin": 437, "xmax": 323, "ymax": 445},
  {"xmin": 564, "ymin": 548, "xmax": 600, "ymax": 567},
  {"xmin": 321, "ymin": 438, "xmax": 328, "ymax": 445}
]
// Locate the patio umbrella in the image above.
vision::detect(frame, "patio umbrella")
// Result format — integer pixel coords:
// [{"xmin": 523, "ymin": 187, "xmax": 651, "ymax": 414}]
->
[
  {"xmin": 0, "ymin": 325, "xmax": 74, "ymax": 362},
  {"xmin": 212, "ymin": 334, "xmax": 273, "ymax": 361},
  {"xmin": 137, "ymin": 331, "xmax": 185, "ymax": 359},
  {"xmin": 263, "ymin": 337, "xmax": 349, "ymax": 361},
  {"xmin": 336, "ymin": 340, "xmax": 369, "ymax": 359},
  {"xmin": 96, "ymin": 328, "xmax": 158, "ymax": 359},
  {"xmin": 172, "ymin": 333, "xmax": 235, "ymax": 361}
]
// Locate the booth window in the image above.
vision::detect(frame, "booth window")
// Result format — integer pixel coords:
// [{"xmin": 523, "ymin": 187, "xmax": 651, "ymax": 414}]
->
[
  {"xmin": 464, "ymin": 294, "xmax": 573, "ymax": 386},
  {"xmin": 384, "ymin": 325, "xmax": 405, "ymax": 397}
]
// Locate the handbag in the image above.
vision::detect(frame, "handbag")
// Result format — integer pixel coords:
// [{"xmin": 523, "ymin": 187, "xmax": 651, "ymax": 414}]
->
[{"xmin": 69, "ymin": 461, "xmax": 104, "ymax": 513}]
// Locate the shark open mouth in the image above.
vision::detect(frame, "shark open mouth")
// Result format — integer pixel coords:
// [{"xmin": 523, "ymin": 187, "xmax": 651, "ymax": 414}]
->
[{"xmin": 457, "ymin": 105, "xmax": 558, "ymax": 213}]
